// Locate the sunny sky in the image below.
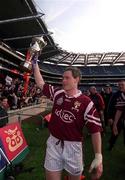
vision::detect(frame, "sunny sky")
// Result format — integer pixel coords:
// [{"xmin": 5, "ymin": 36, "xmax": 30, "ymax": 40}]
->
[{"xmin": 34, "ymin": 0, "xmax": 125, "ymax": 53}]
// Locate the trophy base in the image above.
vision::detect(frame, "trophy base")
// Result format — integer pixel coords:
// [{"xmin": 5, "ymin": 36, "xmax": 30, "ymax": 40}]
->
[{"xmin": 20, "ymin": 61, "xmax": 32, "ymax": 73}]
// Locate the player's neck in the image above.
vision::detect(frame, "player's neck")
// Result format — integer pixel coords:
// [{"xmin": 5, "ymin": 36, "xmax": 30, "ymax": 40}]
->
[{"xmin": 65, "ymin": 88, "xmax": 79, "ymax": 97}]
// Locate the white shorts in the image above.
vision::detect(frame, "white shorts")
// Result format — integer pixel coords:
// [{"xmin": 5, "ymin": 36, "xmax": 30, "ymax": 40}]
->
[{"xmin": 44, "ymin": 135, "xmax": 83, "ymax": 176}]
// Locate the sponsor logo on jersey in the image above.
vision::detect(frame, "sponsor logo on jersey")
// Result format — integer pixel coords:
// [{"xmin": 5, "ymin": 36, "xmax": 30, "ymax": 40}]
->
[{"xmin": 55, "ymin": 109, "xmax": 76, "ymax": 123}]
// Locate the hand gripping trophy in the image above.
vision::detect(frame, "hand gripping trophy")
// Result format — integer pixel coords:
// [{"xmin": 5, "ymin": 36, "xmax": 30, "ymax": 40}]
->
[{"xmin": 21, "ymin": 36, "xmax": 47, "ymax": 72}]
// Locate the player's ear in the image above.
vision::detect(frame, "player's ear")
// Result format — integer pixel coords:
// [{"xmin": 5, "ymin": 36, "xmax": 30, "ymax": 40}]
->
[{"xmin": 75, "ymin": 77, "xmax": 80, "ymax": 84}]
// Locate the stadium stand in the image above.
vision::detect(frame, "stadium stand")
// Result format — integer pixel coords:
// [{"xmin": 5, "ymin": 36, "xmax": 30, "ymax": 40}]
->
[
  {"xmin": 1, "ymin": 1, "xmax": 125, "ymax": 180},
  {"xmin": 41, "ymin": 63, "xmax": 125, "ymax": 76},
  {"xmin": 0, "ymin": 0, "xmax": 125, "ymax": 92}
]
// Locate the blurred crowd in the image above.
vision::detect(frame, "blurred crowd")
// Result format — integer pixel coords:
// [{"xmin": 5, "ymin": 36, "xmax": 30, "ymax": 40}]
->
[{"xmin": 0, "ymin": 76, "xmax": 42, "ymax": 110}]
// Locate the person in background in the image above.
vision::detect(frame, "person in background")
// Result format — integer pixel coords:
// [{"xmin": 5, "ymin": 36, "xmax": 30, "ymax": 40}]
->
[
  {"xmin": 112, "ymin": 87, "xmax": 125, "ymax": 143},
  {"xmin": 89, "ymin": 86, "xmax": 105, "ymax": 133},
  {"xmin": 33, "ymin": 57, "xmax": 103, "ymax": 180},
  {"xmin": 107, "ymin": 79, "xmax": 125, "ymax": 150},
  {"xmin": 0, "ymin": 96, "xmax": 9, "ymax": 128},
  {"xmin": 102, "ymin": 84, "xmax": 113, "ymax": 128}
]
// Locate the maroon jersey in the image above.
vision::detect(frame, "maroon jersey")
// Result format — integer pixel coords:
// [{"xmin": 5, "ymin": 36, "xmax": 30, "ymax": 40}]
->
[
  {"xmin": 116, "ymin": 92, "xmax": 125, "ymax": 110},
  {"xmin": 89, "ymin": 93, "xmax": 105, "ymax": 112},
  {"xmin": 43, "ymin": 84, "xmax": 102, "ymax": 141}
]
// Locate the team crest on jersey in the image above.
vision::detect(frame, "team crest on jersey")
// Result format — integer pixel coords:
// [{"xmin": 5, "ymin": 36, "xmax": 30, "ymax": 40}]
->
[
  {"xmin": 56, "ymin": 97, "xmax": 63, "ymax": 105},
  {"xmin": 72, "ymin": 101, "xmax": 81, "ymax": 111}
]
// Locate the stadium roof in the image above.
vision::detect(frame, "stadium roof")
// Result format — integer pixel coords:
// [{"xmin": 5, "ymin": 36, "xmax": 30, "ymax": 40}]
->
[
  {"xmin": 0, "ymin": 0, "xmax": 125, "ymax": 66},
  {"xmin": 0, "ymin": 0, "xmax": 59, "ymax": 59},
  {"xmin": 44, "ymin": 50, "xmax": 125, "ymax": 66}
]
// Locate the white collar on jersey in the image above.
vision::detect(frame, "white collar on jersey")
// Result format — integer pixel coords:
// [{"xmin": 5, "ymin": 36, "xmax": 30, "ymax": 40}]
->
[{"xmin": 64, "ymin": 90, "xmax": 82, "ymax": 98}]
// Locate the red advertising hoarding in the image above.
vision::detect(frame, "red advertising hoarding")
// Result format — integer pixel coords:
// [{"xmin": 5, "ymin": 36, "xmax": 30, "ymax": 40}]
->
[{"xmin": 0, "ymin": 122, "xmax": 28, "ymax": 161}]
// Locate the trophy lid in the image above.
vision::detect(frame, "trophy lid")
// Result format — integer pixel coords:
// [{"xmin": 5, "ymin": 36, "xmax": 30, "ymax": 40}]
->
[
  {"xmin": 30, "ymin": 41, "xmax": 41, "ymax": 51},
  {"xmin": 34, "ymin": 36, "xmax": 44, "ymax": 41},
  {"xmin": 33, "ymin": 36, "xmax": 47, "ymax": 47}
]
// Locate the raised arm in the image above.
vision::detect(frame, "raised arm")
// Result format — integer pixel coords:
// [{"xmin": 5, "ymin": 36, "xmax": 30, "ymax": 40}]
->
[
  {"xmin": 32, "ymin": 56, "xmax": 58, "ymax": 101},
  {"xmin": 33, "ymin": 62, "xmax": 45, "ymax": 90}
]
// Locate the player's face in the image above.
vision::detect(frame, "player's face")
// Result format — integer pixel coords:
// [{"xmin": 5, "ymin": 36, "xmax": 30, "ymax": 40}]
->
[
  {"xmin": 118, "ymin": 81, "xmax": 125, "ymax": 92},
  {"xmin": 1, "ymin": 98, "xmax": 8, "ymax": 108},
  {"xmin": 89, "ymin": 88, "xmax": 96, "ymax": 94},
  {"xmin": 105, "ymin": 87, "xmax": 111, "ymax": 94},
  {"xmin": 62, "ymin": 71, "xmax": 78, "ymax": 91}
]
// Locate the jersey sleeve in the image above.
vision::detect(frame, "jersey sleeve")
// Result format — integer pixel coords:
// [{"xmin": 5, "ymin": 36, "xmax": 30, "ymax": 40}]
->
[
  {"xmin": 97, "ymin": 93, "xmax": 105, "ymax": 111},
  {"xmin": 84, "ymin": 100, "xmax": 102, "ymax": 133},
  {"xmin": 42, "ymin": 83, "xmax": 60, "ymax": 101},
  {"xmin": 115, "ymin": 92, "xmax": 125, "ymax": 111}
]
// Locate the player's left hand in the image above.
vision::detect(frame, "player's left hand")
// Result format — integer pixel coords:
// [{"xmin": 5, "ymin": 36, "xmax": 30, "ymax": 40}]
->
[
  {"xmin": 113, "ymin": 124, "xmax": 118, "ymax": 136},
  {"xmin": 89, "ymin": 153, "xmax": 103, "ymax": 180}
]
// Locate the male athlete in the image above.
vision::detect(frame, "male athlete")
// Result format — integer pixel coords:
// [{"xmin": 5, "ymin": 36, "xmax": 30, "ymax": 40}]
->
[{"xmin": 33, "ymin": 61, "xmax": 103, "ymax": 180}]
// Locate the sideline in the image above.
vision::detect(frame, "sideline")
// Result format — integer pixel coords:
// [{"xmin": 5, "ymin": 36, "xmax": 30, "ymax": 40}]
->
[{"xmin": 8, "ymin": 101, "xmax": 52, "ymax": 124}]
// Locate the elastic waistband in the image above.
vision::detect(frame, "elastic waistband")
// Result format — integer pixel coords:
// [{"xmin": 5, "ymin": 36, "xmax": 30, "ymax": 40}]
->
[{"xmin": 50, "ymin": 134, "xmax": 82, "ymax": 145}]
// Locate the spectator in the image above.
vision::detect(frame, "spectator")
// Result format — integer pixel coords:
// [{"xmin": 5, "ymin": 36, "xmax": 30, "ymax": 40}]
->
[
  {"xmin": 0, "ymin": 96, "xmax": 9, "ymax": 127},
  {"xmin": 0, "ymin": 77, "xmax": 42, "ymax": 109}
]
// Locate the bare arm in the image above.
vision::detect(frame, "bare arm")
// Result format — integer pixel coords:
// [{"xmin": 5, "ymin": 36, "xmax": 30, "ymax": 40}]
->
[
  {"xmin": 114, "ymin": 109, "xmax": 122, "ymax": 125},
  {"xmin": 91, "ymin": 132, "xmax": 102, "ymax": 154},
  {"xmin": 33, "ymin": 63, "xmax": 45, "ymax": 90},
  {"xmin": 113, "ymin": 109, "xmax": 122, "ymax": 135},
  {"xmin": 99, "ymin": 110, "xmax": 104, "ymax": 122},
  {"xmin": 89, "ymin": 132, "xmax": 103, "ymax": 179}
]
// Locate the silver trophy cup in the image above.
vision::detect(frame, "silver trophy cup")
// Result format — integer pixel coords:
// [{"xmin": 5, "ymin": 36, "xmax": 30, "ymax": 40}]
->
[{"xmin": 21, "ymin": 36, "xmax": 47, "ymax": 72}]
